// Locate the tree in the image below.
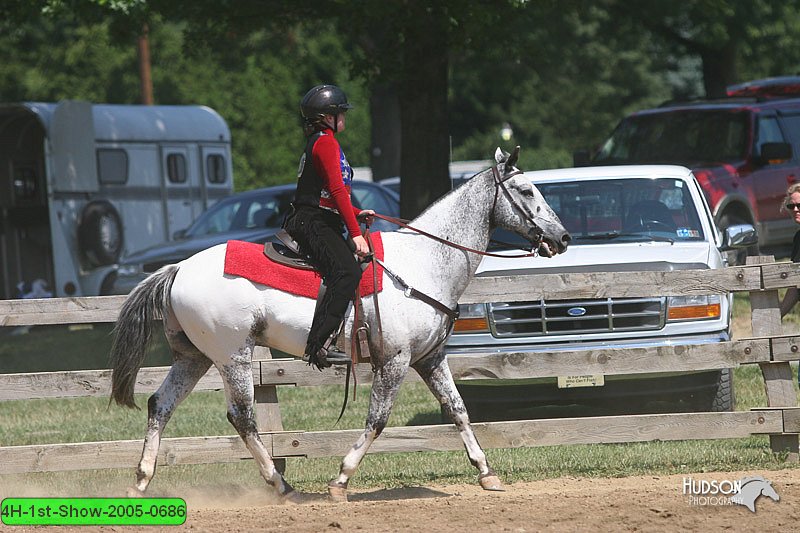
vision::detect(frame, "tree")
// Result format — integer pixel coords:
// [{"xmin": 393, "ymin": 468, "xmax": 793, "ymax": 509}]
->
[
  {"xmin": 608, "ymin": 0, "xmax": 800, "ymax": 97},
  {"xmin": 0, "ymin": 2, "xmax": 371, "ymax": 190}
]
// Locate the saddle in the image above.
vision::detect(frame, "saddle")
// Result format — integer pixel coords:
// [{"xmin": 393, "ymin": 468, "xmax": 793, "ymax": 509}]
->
[
  {"xmin": 264, "ymin": 229, "xmax": 377, "ymax": 365},
  {"xmin": 263, "ymin": 229, "xmax": 316, "ymax": 270}
]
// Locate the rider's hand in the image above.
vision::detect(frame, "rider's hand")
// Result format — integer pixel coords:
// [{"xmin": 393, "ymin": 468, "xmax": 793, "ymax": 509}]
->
[
  {"xmin": 357, "ymin": 209, "xmax": 375, "ymax": 225},
  {"xmin": 352, "ymin": 235, "xmax": 370, "ymax": 257}
]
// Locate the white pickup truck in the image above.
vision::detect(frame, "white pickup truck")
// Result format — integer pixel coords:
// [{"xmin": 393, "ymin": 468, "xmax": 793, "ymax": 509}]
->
[{"xmin": 446, "ymin": 165, "xmax": 756, "ymax": 420}]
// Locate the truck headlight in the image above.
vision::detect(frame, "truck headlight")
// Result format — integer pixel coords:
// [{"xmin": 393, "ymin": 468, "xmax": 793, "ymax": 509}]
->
[
  {"xmin": 453, "ymin": 303, "xmax": 490, "ymax": 333},
  {"xmin": 667, "ymin": 295, "xmax": 721, "ymax": 321}
]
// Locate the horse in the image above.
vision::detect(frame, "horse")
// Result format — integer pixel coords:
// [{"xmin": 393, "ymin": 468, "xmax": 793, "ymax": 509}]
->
[{"xmin": 109, "ymin": 146, "xmax": 570, "ymax": 502}]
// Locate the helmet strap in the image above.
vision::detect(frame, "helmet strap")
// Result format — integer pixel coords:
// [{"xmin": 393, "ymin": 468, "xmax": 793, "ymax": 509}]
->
[{"xmin": 324, "ymin": 114, "xmax": 339, "ymax": 133}]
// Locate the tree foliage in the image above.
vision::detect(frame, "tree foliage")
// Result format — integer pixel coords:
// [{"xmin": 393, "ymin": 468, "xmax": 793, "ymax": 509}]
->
[{"xmin": 3, "ymin": 0, "xmax": 800, "ymax": 205}]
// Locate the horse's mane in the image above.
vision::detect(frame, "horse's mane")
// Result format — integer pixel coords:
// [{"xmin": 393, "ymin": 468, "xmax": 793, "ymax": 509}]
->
[{"xmin": 404, "ymin": 166, "xmax": 491, "ymax": 225}]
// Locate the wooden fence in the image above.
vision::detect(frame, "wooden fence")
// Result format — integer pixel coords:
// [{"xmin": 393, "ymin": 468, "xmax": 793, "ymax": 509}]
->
[{"xmin": 1, "ymin": 256, "xmax": 799, "ymax": 475}]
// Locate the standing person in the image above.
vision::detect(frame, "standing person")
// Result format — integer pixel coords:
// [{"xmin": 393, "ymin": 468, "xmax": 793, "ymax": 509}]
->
[
  {"xmin": 780, "ymin": 183, "xmax": 800, "ymax": 317},
  {"xmin": 284, "ymin": 84, "xmax": 374, "ymax": 370}
]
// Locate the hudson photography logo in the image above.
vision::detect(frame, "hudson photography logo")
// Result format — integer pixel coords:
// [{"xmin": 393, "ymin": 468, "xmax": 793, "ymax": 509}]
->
[{"xmin": 682, "ymin": 476, "xmax": 780, "ymax": 512}]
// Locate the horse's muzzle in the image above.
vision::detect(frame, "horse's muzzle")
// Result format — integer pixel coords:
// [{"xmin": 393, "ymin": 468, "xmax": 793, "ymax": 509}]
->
[{"xmin": 538, "ymin": 232, "xmax": 570, "ymax": 257}]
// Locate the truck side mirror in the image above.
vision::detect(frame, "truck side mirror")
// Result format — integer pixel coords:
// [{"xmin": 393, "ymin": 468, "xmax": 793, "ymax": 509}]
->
[
  {"xmin": 758, "ymin": 142, "xmax": 792, "ymax": 165},
  {"xmin": 719, "ymin": 223, "xmax": 758, "ymax": 251},
  {"xmin": 573, "ymin": 149, "xmax": 591, "ymax": 167}
]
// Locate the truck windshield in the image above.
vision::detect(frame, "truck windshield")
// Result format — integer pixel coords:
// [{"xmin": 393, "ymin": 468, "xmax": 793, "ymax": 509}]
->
[
  {"xmin": 593, "ymin": 110, "xmax": 750, "ymax": 166},
  {"xmin": 490, "ymin": 177, "xmax": 705, "ymax": 249}
]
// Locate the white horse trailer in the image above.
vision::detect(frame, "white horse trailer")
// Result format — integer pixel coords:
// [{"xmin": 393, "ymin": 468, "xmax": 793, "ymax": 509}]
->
[{"xmin": 0, "ymin": 100, "xmax": 233, "ymax": 299}]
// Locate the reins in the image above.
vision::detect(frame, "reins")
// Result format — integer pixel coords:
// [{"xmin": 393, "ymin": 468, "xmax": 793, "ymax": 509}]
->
[
  {"xmin": 335, "ymin": 162, "xmax": 544, "ymax": 421},
  {"xmin": 371, "ymin": 213, "xmax": 539, "ymax": 258},
  {"xmin": 370, "ymin": 164, "xmax": 544, "ymax": 258}
]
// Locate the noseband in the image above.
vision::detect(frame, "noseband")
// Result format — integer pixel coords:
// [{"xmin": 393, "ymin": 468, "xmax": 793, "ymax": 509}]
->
[{"xmin": 490, "ymin": 164, "xmax": 545, "ymax": 251}]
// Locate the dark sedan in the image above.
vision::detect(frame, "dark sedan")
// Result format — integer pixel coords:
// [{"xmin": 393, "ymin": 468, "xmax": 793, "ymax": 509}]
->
[{"xmin": 110, "ymin": 181, "xmax": 399, "ymax": 294}]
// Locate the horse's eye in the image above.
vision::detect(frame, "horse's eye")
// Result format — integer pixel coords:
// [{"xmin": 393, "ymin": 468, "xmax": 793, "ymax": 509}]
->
[{"xmin": 520, "ymin": 189, "xmax": 534, "ymax": 197}]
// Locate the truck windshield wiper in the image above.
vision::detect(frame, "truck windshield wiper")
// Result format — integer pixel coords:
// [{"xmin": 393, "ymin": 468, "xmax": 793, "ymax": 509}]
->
[{"xmin": 575, "ymin": 232, "xmax": 675, "ymax": 244}]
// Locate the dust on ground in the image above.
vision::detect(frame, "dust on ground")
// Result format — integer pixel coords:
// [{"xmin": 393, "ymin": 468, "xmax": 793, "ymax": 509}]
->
[{"xmin": 3, "ymin": 469, "xmax": 796, "ymax": 532}]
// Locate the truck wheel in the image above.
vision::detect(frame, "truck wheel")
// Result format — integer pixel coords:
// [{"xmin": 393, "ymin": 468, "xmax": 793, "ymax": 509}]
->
[
  {"xmin": 718, "ymin": 214, "xmax": 758, "ymax": 266},
  {"xmin": 79, "ymin": 201, "xmax": 123, "ymax": 267},
  {"xmin": 692, "ymin": 368, "xmax": 735, "ymax": 412}
]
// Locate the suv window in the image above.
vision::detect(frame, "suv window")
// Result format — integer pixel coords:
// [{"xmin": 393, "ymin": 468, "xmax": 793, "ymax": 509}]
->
[
  {"xmin": 755, "ymin": 115, "xmax": 786, "ymax": 155},
  {"xmin": 595, "ymin": 110, "xmax": 749, "ymax": 166}
]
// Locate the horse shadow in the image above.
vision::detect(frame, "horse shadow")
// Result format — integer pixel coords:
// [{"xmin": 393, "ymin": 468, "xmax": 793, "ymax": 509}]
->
[{"xmin": 293, "ymin": 486, "xmax": 451, "ymax": 504}]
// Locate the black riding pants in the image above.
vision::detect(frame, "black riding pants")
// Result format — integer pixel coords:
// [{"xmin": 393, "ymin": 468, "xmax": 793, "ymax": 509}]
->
[{"xmin": 285, "ymin": 206, "xmax": 362, "ymax": 356}]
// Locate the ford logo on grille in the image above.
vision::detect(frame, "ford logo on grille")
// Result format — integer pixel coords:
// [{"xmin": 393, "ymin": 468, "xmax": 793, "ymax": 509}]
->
[{"xmin": 567, "ymin": 307, "xmax": 587, "ymax": 317}]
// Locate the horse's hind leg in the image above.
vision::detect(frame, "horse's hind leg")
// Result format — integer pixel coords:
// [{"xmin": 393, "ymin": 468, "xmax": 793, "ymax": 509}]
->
[
  {"xmin": 328, "ymin": 354, "xmax": 410, "ymax": 502},
  {"xmin": 413, "ymin": 350, "xmax": 504, "ymax": 491},
  {"xmin": 218, "ymin": 341, "xmax": 297, "ymax": 502},
  {"xmin": 129, "ymin": 347, "xmax": 211, "ymax": 497}
]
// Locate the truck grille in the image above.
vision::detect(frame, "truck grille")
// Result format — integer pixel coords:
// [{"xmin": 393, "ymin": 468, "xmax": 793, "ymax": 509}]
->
[{"xmin": 488, "ymin": 297, "xmax": 665, "ymax": 337}]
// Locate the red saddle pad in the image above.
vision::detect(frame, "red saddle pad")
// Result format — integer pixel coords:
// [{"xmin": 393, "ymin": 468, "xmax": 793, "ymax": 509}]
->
[{"xmin": 223, "ymin": 233, "xmax": 384, "ymax": 300}]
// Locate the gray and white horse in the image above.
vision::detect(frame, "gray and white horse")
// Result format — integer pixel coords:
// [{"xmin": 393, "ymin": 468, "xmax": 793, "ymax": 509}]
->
[{"xmin": 109, "ymin": 147, "xmax": 570, "ymax": 502}]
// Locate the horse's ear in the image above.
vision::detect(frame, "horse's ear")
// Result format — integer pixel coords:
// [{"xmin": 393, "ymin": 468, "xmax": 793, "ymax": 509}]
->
[
  {"xmin": 494, "ymin": 147, "xmax": 508, "ymax": 164},
  {"xmin": 505, "ymin": 145, "xmax": 520, "ymax": 171}
]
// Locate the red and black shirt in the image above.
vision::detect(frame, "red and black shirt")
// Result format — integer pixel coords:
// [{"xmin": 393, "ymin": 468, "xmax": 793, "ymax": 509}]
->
[{"xmin": 294, "ymin": 128, "xmax": 361, "ymax": 237}]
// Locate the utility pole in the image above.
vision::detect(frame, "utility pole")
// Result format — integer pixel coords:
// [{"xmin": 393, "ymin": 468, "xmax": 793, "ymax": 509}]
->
[{"xmin": 138, "ymin": 24, "xmax": 154, "ymax": 105}]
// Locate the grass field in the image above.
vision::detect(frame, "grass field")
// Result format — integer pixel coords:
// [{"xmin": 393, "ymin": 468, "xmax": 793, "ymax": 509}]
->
[{"xmin": 1, "ymin": 293, "xmax": 800, "ymax": 496}]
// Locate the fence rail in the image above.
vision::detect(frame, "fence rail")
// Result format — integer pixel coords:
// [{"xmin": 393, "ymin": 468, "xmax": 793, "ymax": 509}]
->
[{"xmin": 1, "ymin": 258, "xmax": 799, "ymax": 475}]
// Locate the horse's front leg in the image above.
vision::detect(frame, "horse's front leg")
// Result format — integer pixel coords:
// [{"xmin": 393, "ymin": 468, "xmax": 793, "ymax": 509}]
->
[
  {"xmin": 413, "ymin": 350, "xmax": 504, "ymax": 491},
  {"xmin": 328, "ymin": 354, "xmax": 410, "ymax": 502}
]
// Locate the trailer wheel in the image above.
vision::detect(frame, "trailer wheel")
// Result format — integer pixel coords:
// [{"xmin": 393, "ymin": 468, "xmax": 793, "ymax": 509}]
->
[{"xmin": 79, "ymin": 201, "xmax": 123, "ymax": 266}]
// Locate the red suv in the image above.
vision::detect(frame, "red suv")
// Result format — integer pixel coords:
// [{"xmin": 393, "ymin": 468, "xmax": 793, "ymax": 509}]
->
[{"xmin": 578, "ymin": 76, "xmax": 800, "ymax": 263}]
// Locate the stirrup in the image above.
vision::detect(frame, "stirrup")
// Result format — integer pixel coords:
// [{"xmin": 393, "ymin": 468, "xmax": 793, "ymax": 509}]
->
[
  {"xmin": 302, "ymin": 346, "xmax": 350, "ymax": 369},
  {"xmin": 319, "ymin": 347, "xmax": 351, "ymax": 365}
]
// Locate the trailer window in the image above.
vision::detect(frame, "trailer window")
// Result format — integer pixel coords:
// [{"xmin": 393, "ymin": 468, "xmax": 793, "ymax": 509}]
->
[
  {"xmin": 97, "ymin": 149, "xmax": 128, "ymax": 184},
  {"xmin": 167, "ymin": 153, "xmax": 187, "ymax": 183},
  {"xmin": 206, "ymin": 154, "xmax": 227, "ymax": 183}
]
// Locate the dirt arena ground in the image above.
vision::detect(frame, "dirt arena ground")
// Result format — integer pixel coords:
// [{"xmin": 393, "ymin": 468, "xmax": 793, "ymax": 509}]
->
[{"xmin": 8, "ymin": 469, "xmax": 795, "ymax": 532}]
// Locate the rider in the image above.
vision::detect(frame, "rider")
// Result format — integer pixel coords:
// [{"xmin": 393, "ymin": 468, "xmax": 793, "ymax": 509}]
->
[{"xmin": 284, "ymin": 84, "xmax": 374, "ymax": 370}]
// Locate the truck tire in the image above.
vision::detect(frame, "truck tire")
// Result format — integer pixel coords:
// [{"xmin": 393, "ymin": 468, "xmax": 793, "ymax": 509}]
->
[
  {"xmin": 79, "ymin": 201, "xmax": 123, "ymax": 267},
  {"xmin": 692, "ymin": 368, "xmax": 735, "ymax": 412},
  {"xmin": 710, "ymin": 368, "xmax": 735, "ymax": 412}
]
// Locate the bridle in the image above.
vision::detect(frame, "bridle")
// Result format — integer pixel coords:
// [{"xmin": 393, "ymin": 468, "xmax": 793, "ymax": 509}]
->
[
  {"xmin": 490, "ymin": 164, "xmax": 545, "ymax": 253},
  {"xmin": 372, "ymin": 163, "xmax": 547, "ymax": 258}
]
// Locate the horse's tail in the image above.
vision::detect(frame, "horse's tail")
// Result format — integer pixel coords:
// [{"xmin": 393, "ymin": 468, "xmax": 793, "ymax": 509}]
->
[{"xmin": 110, "ymin": 264, "xmax": 179, "ymax": 409}]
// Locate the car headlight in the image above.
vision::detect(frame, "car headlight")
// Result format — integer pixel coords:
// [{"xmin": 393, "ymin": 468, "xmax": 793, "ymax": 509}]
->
[
  {"xmin": 453, "ymin": 303, "xmax": 490, "ymax": 333},
  {"xmin": 117, "ymin": 263, "xmax": 143, "ymax": 276},
  {"xmin": 667, "ymin": 295, "xmax": 721, "ymax": 321}
]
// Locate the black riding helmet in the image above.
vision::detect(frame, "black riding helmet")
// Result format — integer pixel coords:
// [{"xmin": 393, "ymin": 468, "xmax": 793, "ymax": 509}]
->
[{"xmin": 300, "ymin": 84, "xmax": 353, "ymax": 132}]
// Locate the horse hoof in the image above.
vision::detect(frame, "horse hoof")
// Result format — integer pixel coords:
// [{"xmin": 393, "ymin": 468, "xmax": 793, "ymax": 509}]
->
[
  {"xmin": 126, "ymin": 487, "xmax": 145, "ymax": 498},
  {"xmin": 282, "ymin": 490, "xmax": 306, "ymax": 505},
  {"xmin": 328, "ymin": 482, "xmax": 348, "ymax": 503},
  {"xmin": 479, "ymin": 475, "xmax": 505, "ymax": 492}
]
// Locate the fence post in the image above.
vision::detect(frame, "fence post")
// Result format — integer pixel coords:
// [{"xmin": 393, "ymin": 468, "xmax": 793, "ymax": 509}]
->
[
  {"xmin": 747, "ymin": 256, "xmax": 799, "ymax": 461},
  {"xmin": 252, "ymin": 346, "xmax": 286, "ymax": 474}
]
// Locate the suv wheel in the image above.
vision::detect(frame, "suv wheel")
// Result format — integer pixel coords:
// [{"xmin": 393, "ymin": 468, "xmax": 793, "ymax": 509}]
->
[{"xmin": 718, "ymin": 214, "xmax": 759, "ymax": 266}]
